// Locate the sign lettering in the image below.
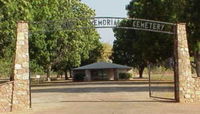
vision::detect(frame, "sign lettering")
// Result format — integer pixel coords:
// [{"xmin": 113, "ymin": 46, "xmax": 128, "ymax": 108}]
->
[
  {"xmin": 91, "ymin": 18, "xmax": 122, "ymax": 27},
  {"xmin": 30, "ymin": 17, "xmax": 175, "ymax": 34},
  {"xmin": 132, "ymin": 20, "xmax": 165, "ymax": 31}
]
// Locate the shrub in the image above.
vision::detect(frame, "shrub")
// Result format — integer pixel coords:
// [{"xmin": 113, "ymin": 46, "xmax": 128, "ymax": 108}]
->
[
  {"xmin": 119, "ymin": 73, "xmax": 132, "ymax": 80},
  {"xmin": 0, "ymin": 59, "xmax": 12, "ymax": 79},
  {"xmin": 73, "ymin": 73, "xmax": 85, "ymax": 82}
]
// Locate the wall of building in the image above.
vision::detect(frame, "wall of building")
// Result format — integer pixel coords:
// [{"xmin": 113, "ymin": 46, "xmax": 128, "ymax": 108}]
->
[{"xmin": 107, "ymin": 69, "xmax": 115, "ymax": 80}]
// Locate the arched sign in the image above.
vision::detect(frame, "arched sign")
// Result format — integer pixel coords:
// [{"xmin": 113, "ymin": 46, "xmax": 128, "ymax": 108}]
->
[
  {"xmin": 29, "ymin": 17, "xmax": 176, "ymax": 34},
  {"xmin": 90, "ymin": 17, "xmax": 175, "ymax": 34}
]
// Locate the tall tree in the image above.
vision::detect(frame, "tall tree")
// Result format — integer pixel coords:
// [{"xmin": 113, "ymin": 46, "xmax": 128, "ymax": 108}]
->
[
  {"xmin": 0, "ymin": 0, "xmax": 101, "ymax": 80},
  {"xmin": 81, "ymin": 40, "xmax": 103, "ymax": 66},
  {"xmin": 98, "ymin": 43, "xmax": 112, "ymax": 62},
  {"xmin": 29, "ymin": 0, "xmax": 65, "ymax": 81},
  {"xmin": 185, "ymin": 0, "xmax": 200, "ymax": 76},
  {"xmin": 29, "ymin": 0, "xmax": 101, "ymax": 80},
  {"xmin": 0, "ymin": 0, "xmax": 32, "ymax": 78},
  {"xmin": 53, "ymin": 0, "xmax": 101, "ymax": 80},
  {"xmin": 113, "ymin": 20, "xmax": 149, "ymax": 78},
  {"xmin": 113, "ymin": 0, "xmax": 186, "ymax": 78}
]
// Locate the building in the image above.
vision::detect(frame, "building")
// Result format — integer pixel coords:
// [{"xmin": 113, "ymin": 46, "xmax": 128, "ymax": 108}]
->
[{"xmin": 73, "ymin": 62, "xmax": 132, "ymax": 81}]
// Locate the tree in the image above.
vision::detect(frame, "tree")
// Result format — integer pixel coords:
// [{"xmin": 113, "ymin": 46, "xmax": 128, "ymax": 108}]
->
[
  {"xmin": 81, "ymin": 42, "xmax": 113, "ymax": 65},
  {"xmin": 29, "ymin": 0, "xmax": 65, "ymax": 81},
  {"xmin": 184, "ymin": 0, "xmax": 200, "ymax": 76},
  {"xmin": 29, "ymin": 0, "xmax": 101, "ymax": 80},
  {"xmin": 81, "ymin": 40, "xmax": 103, "ymax": 65},
  {"xmin": 0, "ymin": 0, "xmax": 32, "ymax": 78},
  {"xmin": 113, "ymin": 0, "xmax": 186, "ymax": 78},
  {"xmin": 98, "ymin": 43, "xmax": 112, "ymax": 62},
  {"xmin": 113, "ymin": 20, "xmax": 148, "ymax": 78},
  {"xmin": 0, "ymin": 0, "xmax": 101, "ymax": 80},
  {"xmin": 52, "ymin": 1, "xmax": 101, "ymax": 80}
]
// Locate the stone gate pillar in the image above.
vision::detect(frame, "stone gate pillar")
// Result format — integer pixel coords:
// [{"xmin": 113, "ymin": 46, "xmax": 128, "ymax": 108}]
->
[
  {"xmin": 176, "ymin": 23, "xmax": 194, "ymax": 102},
  {"xmin": 12, "ymin": 21, "xmax": 31, "ymax": 110}
]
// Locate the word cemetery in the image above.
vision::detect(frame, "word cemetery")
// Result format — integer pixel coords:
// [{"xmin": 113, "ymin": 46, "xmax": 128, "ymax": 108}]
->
[{"xmin": 132, "ymin": 20, "xmax": 165, "ymax": 31}]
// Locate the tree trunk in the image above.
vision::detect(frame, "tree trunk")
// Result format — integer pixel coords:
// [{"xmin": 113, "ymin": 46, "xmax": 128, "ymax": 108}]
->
[
  {"xmin": 139, "ymin": 66, "xmax": 145, "ymax": 78},
  {"xmin": 57, "ymin": 73, "xmax": 60, "ymax": 78},
  {"xmin": 47, "ymin": 65, "xmax": 51, "ymax": 82},
  {"xmin": 194, "ymin": 50, "xmax": 200, "ymax": 77},
  {"xmin": 64, "ymin": 70, "xmax": 69, "ymax": 80},
  {"xmin": 69, "ymin": 70, "xmax": 72, "ymax": 78},
  {"xmin": 57, "ymin": 72, "xmax": 63, "ymax": 79}
]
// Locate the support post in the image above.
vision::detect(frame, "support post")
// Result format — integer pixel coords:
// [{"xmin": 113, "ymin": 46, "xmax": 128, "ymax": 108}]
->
[
  {"xmin": 12, "ymin": 21, "xmax": 31, "ymax": 111},
  {"xmin": 173, "ymin": 24, "xmax": 180, "ymax": 102},
  {"xmin": 148, "ymin": 64, "xmax": 152, "ymax": 97},
  {"xmin": 176, "ymin": 23, "xmax": 193, "ymax": 103}
]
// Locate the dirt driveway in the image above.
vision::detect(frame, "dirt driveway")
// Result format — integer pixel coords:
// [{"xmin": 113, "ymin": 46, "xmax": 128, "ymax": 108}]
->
[{"xmin": 8, "ymin": 80, "xmax": 200, "ymax": 114}]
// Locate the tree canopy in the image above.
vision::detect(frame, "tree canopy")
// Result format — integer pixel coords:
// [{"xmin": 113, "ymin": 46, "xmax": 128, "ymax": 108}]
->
[
  {"xmin": 0, "ymin": 0, "xmax": 102, "ymax": 79},
  {"xmin": 184, "ymin": 0, "xmax": 200, "ymax": 76},
  {"xmin": 112, "ymin": 0, "xmax": 187, "ymax": 77}
]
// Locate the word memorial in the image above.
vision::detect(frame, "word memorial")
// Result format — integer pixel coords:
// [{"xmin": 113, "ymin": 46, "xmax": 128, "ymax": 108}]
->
[{"xmin": 91, "ymin": 18, "xmax": 122, "ymax": 28}]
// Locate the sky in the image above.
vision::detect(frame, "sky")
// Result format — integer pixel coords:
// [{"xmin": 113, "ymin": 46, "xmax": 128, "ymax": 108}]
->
[{"xmin": 81, "ymin": 0, "xmax": 132, "ymax": 45}]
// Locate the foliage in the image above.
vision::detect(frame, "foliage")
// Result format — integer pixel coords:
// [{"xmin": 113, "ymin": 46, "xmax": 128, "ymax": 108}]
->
[
  {"xmin": 0, "ymin": 58, "xmax": 12, "ymax": 78},
  {"xmin": 48, "ymin": 0, "xmax": 101, "ymax": 79},
  {"xmin": 73, "ymin": 73, "xmax": 85, "ymax": 82},
  {"xmin": 30, "ymin": 60, "xmax": 45, "ymax": 75},
  {"xmin": 113, "ymin": 0, "xmax": 187, "ymax": 78},
  {"xmin": 119, "ymin": 73, "xmax": 132, "ymax": 80},
  {"xmin": 184, "ymin": 0, "xmax": 200, "ymax": 76},
  {"xmin": 0, "ymin": 0, "xmax": 33, "ymax": 78},
  {"xmin": 0, "ymin": 0, "xmax": 102, "ymax": 79},
  {"xmin": 82, "ymin": 42, "xmax": 112, "ymax": 65},
  {"xmin": 98, "ymin": 43, "xmax": 112, "ymax": 62},
  {"xmin": 112, "ymin": 20, "xmax": 147, "ymax": 78},
  {"xmin": 81, "ymin": 41, "xmax": 103, "ymax": 65}
]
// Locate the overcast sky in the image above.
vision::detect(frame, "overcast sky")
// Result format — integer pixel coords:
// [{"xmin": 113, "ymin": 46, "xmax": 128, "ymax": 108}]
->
[{"xmin": 81, "ymin": 0, "xmax": 132, "ymax": 45}]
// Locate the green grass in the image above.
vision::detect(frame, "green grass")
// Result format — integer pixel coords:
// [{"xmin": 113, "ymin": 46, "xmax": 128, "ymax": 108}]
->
[{"xmin": 150, "ymin": 74, "xmax": 174, "ymax": 81}]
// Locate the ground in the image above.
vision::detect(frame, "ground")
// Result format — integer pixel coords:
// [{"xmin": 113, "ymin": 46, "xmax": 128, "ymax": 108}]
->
[{"xmin": 5, "ymin": 79, "xmax": 200, "ymax": 114}]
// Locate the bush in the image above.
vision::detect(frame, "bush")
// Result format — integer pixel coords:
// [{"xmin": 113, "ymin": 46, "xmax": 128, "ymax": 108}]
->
[
  {"xmin": 73, "ymin": 73, "xmax": 85, "ymax": 82},
  {"xmin": 119, "ymin": 73, "xmax": 132, "ymax": 80},
  {"xmin": 0, "ymin": 59, "xmax": 12, "ymax": 79}
]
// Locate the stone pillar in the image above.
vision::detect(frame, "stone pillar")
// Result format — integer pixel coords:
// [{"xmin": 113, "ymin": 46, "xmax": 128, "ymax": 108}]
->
[
  {"xmin": 85, "ymin": 70, "xmax": 91, "ymax": 81},
  {"xmin": 12, "ymin": 22, "xmax": 31, "ymax": 110},
  {"xmin": 176, "ymin": 23, "xmax": 194, "ymax": 102}
]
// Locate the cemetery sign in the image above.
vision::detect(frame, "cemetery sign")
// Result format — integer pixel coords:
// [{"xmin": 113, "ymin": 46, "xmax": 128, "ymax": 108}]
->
[{"xmin": 30, "ymin": 17, "xmax": 176, "ymax": 34}]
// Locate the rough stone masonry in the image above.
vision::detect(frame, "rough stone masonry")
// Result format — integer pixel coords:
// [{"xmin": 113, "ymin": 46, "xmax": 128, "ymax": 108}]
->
[
  {"xmin": 0, "ymin": 81, "xmax": 13, "ymax": 112},
  {"xmin": 177, "ymin": 23, "xmax": 200, "ymax": 103},
  {"xmin": 12, "ymin": 21, "xmax": 31, "ymax": 110},
  {"xmin": 0, "ymin": 22, "xmax": 31, "ymax": 112}
]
